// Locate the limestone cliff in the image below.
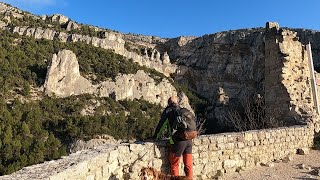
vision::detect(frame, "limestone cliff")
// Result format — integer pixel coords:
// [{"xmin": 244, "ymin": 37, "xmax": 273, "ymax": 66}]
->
[
  {"xmin": 2, "ymin": 1, "xmax": 320, "ymax": 127},
  {"xmin": 44, "ymin": 49, "xmax": 192, "ymax": 109},
  {"xmin": 44, "ymin": 50, "xmax": 95, "ymax": 97}
]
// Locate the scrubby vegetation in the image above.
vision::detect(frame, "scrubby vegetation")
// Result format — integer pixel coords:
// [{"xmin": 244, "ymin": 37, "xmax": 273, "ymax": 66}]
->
[
  {"xmin": 0, "ymin": 29, "xmax": 141, "ymax": 98},
  {"xmin": 0, "ymin": 29, "xmax": 165, "ymax": 175},
  {"xmin": 0, "ymin": 13, "xmax": 211, "ymax": 175},
  {"xmin": 313, "ymin": 132, "xmax": 320, "ymax": 149},
  {"xmin": 6, "ymin": 14, "xmax": 114, "ymax": 38},
  {"xmin": 0, "ymin": 95, "xmax": 161, "ymax": 175}
]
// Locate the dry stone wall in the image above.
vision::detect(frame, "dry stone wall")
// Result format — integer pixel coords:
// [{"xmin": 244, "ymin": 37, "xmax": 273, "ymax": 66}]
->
[{"xmin": 0, "ymin": 125, "xmax": 314, "ymax": 180}]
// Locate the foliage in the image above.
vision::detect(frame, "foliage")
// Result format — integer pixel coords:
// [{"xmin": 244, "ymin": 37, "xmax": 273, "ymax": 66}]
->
[
  {"xmin": 0, "ymin": 94, "xmax": 161, "ymax": 175},
  {"xmin": 124, "ymin": 42, "xmax": 142, "ymax": 55},
  {"xmin": 0, "ymin": 17, "xmax": 213, "ymax": 175},
  {"xmin": 314, "ymin": 133, "xmax": 320, "ymax": 149},
  {"xmin": 0, "ymin": 98, "xmax": 66, "ymax": 175},
  {"xmin": 7, "ymin": 14, "xmax": 114, "ymax": 38},
  {"xmin": 0, "ymin": 29, "xmax": 141, "ymax": 97},
  {"xmin": 0, "ymin": 29, "xmax": 166, "ymax": 174}
]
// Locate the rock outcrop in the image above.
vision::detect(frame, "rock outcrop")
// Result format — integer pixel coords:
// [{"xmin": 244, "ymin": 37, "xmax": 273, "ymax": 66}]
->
[
  {"xmin": 9, "ymin": 26, "xmax": 176, "ymax": 76},
  {"xmin": 44, "ymin": 50, "xmax": 95, "ymax": 97},
  {"xmin": 43, "ymin": 50, "xmax": 191, "ymax": 109},
  {"xmin": 165, "ymin": 23, "xmax": 320, "ymax": 128}
]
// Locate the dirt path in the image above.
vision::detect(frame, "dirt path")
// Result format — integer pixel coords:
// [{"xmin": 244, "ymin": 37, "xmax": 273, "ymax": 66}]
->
[{"xmin": 223, "ymin": 150, "xmax": 320, "ymax": 180}]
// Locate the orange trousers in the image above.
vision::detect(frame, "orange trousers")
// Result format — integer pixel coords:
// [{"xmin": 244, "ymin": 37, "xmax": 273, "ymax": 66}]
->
[{"xmin": 169, "ymin": 151, "xmax": 193, "ymax": 178}]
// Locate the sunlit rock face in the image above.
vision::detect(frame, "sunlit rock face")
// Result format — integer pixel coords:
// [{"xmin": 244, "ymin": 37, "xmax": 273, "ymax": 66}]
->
[{"xmin": 43, "ymin": 50, "xmax": 192, "ymax": 110}]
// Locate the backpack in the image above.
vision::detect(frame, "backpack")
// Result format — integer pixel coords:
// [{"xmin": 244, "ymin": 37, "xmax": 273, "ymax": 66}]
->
[{"xmin": 172, "ymin": 107, "xmax": 198, "ymax": 140}]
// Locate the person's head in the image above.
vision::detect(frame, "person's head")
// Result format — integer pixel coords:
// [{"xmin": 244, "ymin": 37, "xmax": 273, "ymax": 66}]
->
[{"xmin": 168, "ymin": 96, "xmax": 179, "ymax": 106}]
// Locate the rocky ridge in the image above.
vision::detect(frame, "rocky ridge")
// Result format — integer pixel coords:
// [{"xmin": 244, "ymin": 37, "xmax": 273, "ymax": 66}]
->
[
  {"xmin": 43, "ymin": 49, "xmax": 192, "ymax": 109},
  {"xmin": 0, "ymin": 2, "xmax": 175, "ymax": 77}
]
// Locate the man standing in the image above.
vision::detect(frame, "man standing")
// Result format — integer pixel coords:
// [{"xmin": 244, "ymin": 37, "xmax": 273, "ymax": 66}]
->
[{"xmin": 153, "ymin": 96, "xmax": 193, "ymax": 179}]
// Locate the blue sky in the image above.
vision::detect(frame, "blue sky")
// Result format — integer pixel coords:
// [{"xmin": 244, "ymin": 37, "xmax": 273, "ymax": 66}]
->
[{"xmin": 2, "ymin": 0, "xmax": 320, "ymax": 38}]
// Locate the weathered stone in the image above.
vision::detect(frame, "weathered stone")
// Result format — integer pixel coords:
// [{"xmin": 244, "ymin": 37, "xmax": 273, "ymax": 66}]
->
[
  {"xmin": 50, "ymin": 14, "xmax": 69, "ymax": 24},
  {"xmin": 297, "ymin": 148, "xmax": 310, "ymax": 155},
  {"xmin": 260, "ymin": 162, "xmax": 274, "ymax": 167},
  {"xmin": 66, "ymin": 21, "xmax": 79, "ymax": 31},
  {"xmin": 298, "ymin": 163, "xmax": 305, "ymax": 169},
  {"xmin": 282, "ymin": 155, "xmax": 293, "ymax": 163},
  {"xmin": 223, "ymin": 159, "xmax": 238, "ymax": 169},
  {"xmin": 42, "ymin": 50, "xmax": 192, "ymax": 109},
  {"xmin": 44, "ymin": 50, "xmax": 95, "ymax": 97}
]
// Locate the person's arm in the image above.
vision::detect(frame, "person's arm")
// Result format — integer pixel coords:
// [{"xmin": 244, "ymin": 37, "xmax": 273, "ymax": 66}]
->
[{"xmin": 153, "ymin": 108, "xmax": 169, "ymax": 140}]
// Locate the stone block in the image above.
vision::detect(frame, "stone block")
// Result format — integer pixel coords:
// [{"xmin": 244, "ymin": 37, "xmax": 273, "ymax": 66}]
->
[
  {"xmin": 95, "ymin": 170, "xmax": 103, "ymax": 179},
  {"xmin": 216, "ymin": 136, "xmax": 224, "ymax": 144},
  {"xmin": 247, "ymin": 141, "xmax": 254, "ymax": 146},
  {"xmin": 201, "ymin": 136, "xmax": 210, "ymax": 144},
  {"xmin": 225, "ymin": 143, "xmax": 235, "ymax": 150},
  {"xmin": 236, "ymin": 134, "xmax": 245, "ymax": 142},
  {"xmin": 129, "ymin": 143, "xmax": 145, "ymax": 152},
  {"xmin": 209, "ymin": 143, "xmax": 218, "ymax": 150},
  {"xmin": 237, "ymin": 142, "xmax": 245, "ymax": 149},
  {"xmin": 244, "ymin": 133, "xmax": 253, "ymax": 141},
  {"xmin": 154, "ymin": 146, "xmax": 161, "ymax": 158},
  {"xmin": 88, "ymin": 153, "xmax": 109, "ymax": 171},
  {"xmin": 151, "ymin": 159, "xmax": 163, "ymax": 169},
  {"xmin": 199, "ymin": 151, "xmax": 209, "ymax": 159},
  {"xmin": 198, "ymin": 144, "xmax": 209, "ymax": 151},
  {"xmin": 86, "ymin": 175, "xmax": 94, "ymax": 180},
  {"xmin": 265, "ymin": 132, "xmax": 271, "ymax": 139},
  {"xmin": 193, "ymin": 138, "xmax": 201, "ymax": 145},
  {"xmin": 217, "ymin": 143, "xmax": 225, "ymax": 150},
  {"xmin": 208, "ymin": 151, "xmax": 220, "ymax": 162},
  {"xmin": 223, "ymin": 159, "xmax": 238, "ymax": 169},
  {"xmin": 102, "ymin": 160, "xmax": 118, "ymax": 177},
  {"xmin": 108, "ymin": 150, "xmax": 119, "ymax": 162}
]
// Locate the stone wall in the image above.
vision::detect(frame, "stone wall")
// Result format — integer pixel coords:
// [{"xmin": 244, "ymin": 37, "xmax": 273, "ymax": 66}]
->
[
  {"xmin": 265, "ymin": 22, "xmax": 314, "ymax": 124},
  {"xmin": 1, "ymin": 125, "xmax": 314, "ymax": 180}
]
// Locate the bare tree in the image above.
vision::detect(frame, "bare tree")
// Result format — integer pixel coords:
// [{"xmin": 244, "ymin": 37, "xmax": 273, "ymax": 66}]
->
[
  {"xmin": 195, "ymin": 117, "xmax": 206, "ymax": 135},
  {"xmin": 223, "ymin": 93, "xmax": 283, "ymax": 132}
]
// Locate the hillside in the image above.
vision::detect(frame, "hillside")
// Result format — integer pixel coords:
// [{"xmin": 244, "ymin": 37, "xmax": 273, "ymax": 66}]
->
[
  {"xmin": 0, "ymin": 2, "xmax": 208, "ymax": 175},
  {"xmin": 1, "ymin": 2, "xmax": 320, "ymax": 177}
]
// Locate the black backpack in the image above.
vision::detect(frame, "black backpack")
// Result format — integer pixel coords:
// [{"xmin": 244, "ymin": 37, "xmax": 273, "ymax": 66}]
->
[{"xmin": 172, "ymin": 107, "xmax": 198, "ymax": 140}]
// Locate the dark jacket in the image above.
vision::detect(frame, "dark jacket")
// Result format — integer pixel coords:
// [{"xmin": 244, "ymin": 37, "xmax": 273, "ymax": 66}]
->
[{"xmin": 154, "ymin": 104, "xmax": 181, "ymax": 144}]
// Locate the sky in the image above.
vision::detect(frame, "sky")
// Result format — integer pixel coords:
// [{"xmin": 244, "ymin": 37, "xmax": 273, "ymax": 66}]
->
[{"xmin": 2, "ymin": 0, "xmax": 320, "ymax": 38}]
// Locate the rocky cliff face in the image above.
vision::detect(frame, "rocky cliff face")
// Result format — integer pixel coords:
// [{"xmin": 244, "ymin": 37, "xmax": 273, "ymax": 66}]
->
[
  {"xmin": 166, "ymin": 29, "xmax": 265, "ymax": 103},
  {"xmin": 161, "ymin": 25, "xmax": 320, "ymax": 129},
  {"xmin": 44, "ymin": 49, "xmax": 192, "ymax": 109},
  {"xmin": 2, "ymin": 2, "xmax": 320, "ymax": 127},
  {"xmin": 44, "ymin": 50, "xmax": 95, "ymax": 96}
]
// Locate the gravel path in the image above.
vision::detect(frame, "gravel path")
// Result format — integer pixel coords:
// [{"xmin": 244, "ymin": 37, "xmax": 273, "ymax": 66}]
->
[{"xmin": 223, "ymin": 150, "xmax": 320, "ymax": 180}]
